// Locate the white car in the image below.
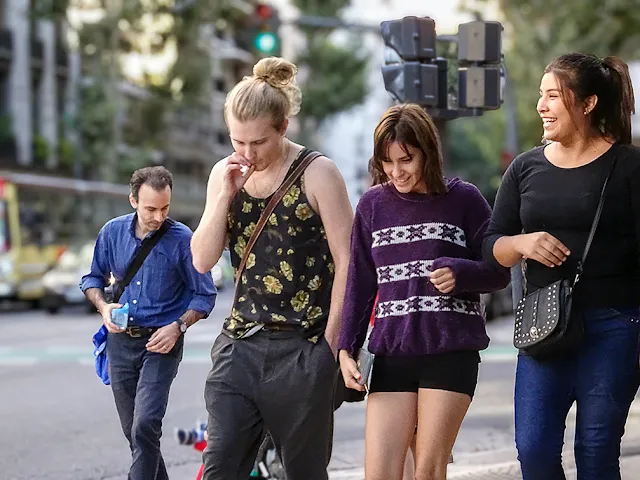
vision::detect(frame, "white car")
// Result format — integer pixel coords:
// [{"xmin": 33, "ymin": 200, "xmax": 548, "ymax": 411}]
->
[{"xmin": 41, "ymin": 242, "xmax": 95, "ymax": 314}]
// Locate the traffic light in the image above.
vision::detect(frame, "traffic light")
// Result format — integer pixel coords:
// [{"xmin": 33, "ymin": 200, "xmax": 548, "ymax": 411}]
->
[
  {"xmin": 380, "ymin": 17, "xmax": 440, "ymax": 107},
  {"xmin": 252, "ymin": 3, "xmax": 281, "ymax": 56},
  {"xmin": 457, "ymin": 21, "xmax": 504, "ymax": 110},
  {"xmin": 379, "ymin": 16, "xmax": 504, "ymax": 117}
]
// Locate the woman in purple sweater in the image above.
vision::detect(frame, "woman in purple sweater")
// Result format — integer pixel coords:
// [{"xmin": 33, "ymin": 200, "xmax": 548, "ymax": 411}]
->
[{"xmin": 338, "ymin": 104, "xmax": 509, "ymax": 480}]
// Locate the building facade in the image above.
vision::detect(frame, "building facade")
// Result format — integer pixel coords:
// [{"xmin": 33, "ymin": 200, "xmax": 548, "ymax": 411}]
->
[{"xmin": 0, "ymin": 0, "xmax": 256, "ymax": 241}]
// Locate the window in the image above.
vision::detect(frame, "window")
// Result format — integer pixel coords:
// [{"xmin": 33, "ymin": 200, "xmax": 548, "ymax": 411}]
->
[
  {"xmin": 213, "ymin": 78, "xmax": 225, "ymax": 93},
  {"xmin": 0, "ymin": 199, "xmax": 9, "ymax": 252},
  {"xmin": 0, "ymin": 0, "xmax": 6, "ymax": 29}
]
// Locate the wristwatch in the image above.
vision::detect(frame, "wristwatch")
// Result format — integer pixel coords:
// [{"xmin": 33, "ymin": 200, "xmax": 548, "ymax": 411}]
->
[{"xmin": 175, "ymin": 318, "xmax": 187, "ymax": 334}]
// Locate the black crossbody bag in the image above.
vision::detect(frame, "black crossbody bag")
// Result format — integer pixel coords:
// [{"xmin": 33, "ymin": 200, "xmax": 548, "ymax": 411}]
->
[
  {"xmin": 104, "ymin": 219, "xmax": 174, "ymax": 303},
  {"xmin": 513, "ymin": 156, "xmax": 617, "ymax": 357}
]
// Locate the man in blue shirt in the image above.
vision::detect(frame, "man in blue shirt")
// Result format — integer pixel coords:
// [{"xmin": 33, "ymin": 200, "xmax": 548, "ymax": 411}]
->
[{"xmin": 81, "ymin": 166, "xmax": 216, "ymax": 480}]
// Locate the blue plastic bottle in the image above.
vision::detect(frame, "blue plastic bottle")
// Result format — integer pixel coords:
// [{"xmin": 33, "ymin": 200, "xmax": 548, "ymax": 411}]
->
[{"xmin": 111, "ymin": 303, "xmax": 129, "ymax": 329}]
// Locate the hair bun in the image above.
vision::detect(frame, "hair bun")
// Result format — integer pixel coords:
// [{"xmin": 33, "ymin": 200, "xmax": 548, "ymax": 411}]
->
[{"xmin": 253, "ymin": 57, "xmax": 297, "ymax": 88}]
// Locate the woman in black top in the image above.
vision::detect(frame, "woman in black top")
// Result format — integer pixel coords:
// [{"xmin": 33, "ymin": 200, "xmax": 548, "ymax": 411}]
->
[{"xmin": 483, "ymin": 53, "xmax": 640, "ymax": 480}]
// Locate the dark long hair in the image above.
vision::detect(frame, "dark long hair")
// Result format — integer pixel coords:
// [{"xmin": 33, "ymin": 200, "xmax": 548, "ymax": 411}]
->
[
  {"xmin": 371, "ymin": 104, "xmax": 446, "ymax": 194},
  {"xmin": 545, "ymin": 53, "xmax": 635, "ymax": 144}
]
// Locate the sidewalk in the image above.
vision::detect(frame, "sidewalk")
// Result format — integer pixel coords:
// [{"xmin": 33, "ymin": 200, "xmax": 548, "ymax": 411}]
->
[{"xmin": 329, "ymin": 436, "xmax": 640, "ymax": 480}]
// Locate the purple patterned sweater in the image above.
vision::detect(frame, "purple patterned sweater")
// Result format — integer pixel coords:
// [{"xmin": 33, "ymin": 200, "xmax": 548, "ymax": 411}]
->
[{"xmin": 338, "ymin": 179, "xmax": 510, "ymax": 357}]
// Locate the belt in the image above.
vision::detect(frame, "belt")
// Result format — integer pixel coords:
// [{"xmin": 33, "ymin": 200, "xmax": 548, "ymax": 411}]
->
[
  {"xmin": 124, "ymin": 326, "xmax": 158, "ymax": 338},
  {"xmin": 262, "ymin": 323, "xmax": 303, "ymax": 332}
]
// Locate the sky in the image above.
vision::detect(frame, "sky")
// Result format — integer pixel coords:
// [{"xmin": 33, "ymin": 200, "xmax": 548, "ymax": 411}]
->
[{"xmin": 272, "ymin": 0, "xmax": 501, "ymax": 35}]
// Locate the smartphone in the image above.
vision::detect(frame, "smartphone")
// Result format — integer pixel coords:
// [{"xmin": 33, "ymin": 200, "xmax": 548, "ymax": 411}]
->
[{"xmin": 356, "ymin": 348, "xmax": 374, "ymax": 386}]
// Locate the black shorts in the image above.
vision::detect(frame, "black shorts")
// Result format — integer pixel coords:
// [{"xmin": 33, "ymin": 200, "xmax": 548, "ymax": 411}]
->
[{"xmin": 368, "ymin": 350, "xmax": 480, "ymax": 398}]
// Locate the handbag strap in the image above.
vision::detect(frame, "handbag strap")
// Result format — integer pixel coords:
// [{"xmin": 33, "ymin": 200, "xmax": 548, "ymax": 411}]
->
[
  {"xmin": 234, "ymin": 148, "xmax": 322, "ymax": 285},
  {"xmin": 114, "ymin": 218, "xmax": 174, "ymax": 302},
  {"xmin": 573, "ymin": 154, "xmax": 618, "ymax": 286}
]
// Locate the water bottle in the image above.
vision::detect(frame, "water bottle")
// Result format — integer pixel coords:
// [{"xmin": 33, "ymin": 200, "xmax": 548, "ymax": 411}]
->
[{"xmin": 111, "ymin": 303, "xmax": 129, "ymax": 329}]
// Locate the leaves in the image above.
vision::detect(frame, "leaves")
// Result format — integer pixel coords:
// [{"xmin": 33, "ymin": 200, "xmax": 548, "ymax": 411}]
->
[
  {"xmin": 291, "ymin": 0, "xmax": 351, "ymax": 18},
  {"xmin": 292, "ymin": 0, "xmax": 369, "ymax": 141},
  {"xmin": 297, "ymin": 37, "xmax": 369, "ymax": 123}
]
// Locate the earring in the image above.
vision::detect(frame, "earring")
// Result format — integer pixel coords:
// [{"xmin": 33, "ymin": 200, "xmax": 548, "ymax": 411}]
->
[{"xmin": 584, "ymin": 111, "xmax": 589, "ymax": 115}]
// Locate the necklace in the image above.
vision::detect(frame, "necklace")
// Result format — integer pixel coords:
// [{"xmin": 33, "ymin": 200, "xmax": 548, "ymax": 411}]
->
[{"xmin": 252, "ymin": 140, "xmax": 291, "ymax": 198}]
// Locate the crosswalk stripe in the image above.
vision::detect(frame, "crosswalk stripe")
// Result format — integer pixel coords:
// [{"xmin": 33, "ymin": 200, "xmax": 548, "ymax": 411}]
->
[{"xmin": 0, "ymin": 344, "xmax": 518, "ymax": 366}]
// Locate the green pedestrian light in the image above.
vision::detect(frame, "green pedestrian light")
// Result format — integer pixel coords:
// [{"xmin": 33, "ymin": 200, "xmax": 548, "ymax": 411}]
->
[{"xmin": 254, "ymin": 31, "xmax": 278, "ymax": 54}]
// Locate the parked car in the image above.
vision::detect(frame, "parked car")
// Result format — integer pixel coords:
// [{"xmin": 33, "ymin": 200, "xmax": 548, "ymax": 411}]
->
[
  {"xmin": 481, "ymin": 283, "xmax": 513, "ymax": 322},
  {"xmin": 41, "ymin": 241, "xmax": 95, "ymax": 314}
]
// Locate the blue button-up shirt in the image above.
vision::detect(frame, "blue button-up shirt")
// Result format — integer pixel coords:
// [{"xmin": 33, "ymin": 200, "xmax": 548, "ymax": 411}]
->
[{"xmin": 80, "ymin": 213, "xmax": 216, "ymax": 327}]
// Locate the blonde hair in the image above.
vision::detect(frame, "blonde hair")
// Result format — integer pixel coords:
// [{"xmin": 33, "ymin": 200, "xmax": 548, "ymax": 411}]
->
[{"xmin": 224, "ymin": 57, "xmax": 302, "ymax": 131}]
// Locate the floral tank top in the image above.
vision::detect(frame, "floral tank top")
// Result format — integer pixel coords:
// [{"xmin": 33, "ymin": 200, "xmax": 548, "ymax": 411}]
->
[{"xmin": 223, "ymin": 149, "xmax": 334, "ymax": 341}]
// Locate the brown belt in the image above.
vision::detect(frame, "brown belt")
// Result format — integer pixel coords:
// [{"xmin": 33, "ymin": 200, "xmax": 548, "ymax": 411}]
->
[{"xmin": 124, "ymin": 326, "xmax": 158, "ymax": 338}]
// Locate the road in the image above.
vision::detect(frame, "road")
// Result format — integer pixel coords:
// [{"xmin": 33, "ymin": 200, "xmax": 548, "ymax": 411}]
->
[{"xmin": 0, "ymin": 288, "xmax": 524, "ymax": 480}]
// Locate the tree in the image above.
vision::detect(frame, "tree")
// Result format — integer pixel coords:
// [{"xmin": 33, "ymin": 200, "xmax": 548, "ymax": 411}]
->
[
  {"xmin": 49, "ymin": 1, "xmax": 235, "ymax": 181},
  {"xmin": 463, "ymin": 0, "xmax": 640, "ymax": 150},
  {"xmin": 447, "ymin": 112, "xmax": 506, "ymax": 203},
  {"xmin": 291, "ymin": 0, "xmax": 369, "ymax": 146}
]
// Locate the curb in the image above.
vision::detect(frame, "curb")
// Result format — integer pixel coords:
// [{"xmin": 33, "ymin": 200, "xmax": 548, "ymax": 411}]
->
[{"xmin": 328, "ymin": 433, "xmax": 640, "ymax": 480}]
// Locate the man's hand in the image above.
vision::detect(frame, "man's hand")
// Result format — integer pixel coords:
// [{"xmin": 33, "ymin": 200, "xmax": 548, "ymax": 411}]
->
[
  {"xmin": 99, "ymin": 303, "xmax": 125, "ymax": 333},
  {"xmin": 339, "ymin": 350, "xmax": 365, "ymax": 392},
  {"xmin": 430, "ymin": 267, "xmax": 456, "ymax": 294},
  {"xmin": 146, "ymin": 322, "xmax": 181, "ymax": 354}
]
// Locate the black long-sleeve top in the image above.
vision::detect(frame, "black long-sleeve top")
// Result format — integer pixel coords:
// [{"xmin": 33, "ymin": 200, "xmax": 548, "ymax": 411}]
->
[{"xmin": 482, "ymin": 143, "xmax": 640, "ymax": 309}]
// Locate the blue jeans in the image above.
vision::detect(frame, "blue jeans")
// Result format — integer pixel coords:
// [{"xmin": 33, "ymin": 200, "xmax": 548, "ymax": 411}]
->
[
  {"xmin": 107, "ymin": 332, "xmax": 183, "ymax": 480},
  {"xmin": 514, "ymin": 307, "xmax": 640, "ymax": 480}
]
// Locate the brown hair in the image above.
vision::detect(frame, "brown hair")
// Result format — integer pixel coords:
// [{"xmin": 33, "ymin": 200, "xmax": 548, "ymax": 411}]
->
[
  {"xmin": 544, "ymin": 53, "xmax": 635, "ymax": 143},
  {"xmin": 368, "ymin": 156, "xmax": 385, "ymax": 186},
  {"xmin": 224, "ymin": 57, "xmax": 302, "ymax": 131},
  {"xmin": 129, "ymin": 166, "xmax": 173, "ymax": 201},
  {"xmin": 371, "ymin": 104, "xmax": 446, "ymax": 194}
]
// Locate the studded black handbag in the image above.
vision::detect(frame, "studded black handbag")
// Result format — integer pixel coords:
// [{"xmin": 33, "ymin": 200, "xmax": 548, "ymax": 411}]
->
[{"xmin": 513, "ymin": 156, "xmax": 617, "ymax": 357}]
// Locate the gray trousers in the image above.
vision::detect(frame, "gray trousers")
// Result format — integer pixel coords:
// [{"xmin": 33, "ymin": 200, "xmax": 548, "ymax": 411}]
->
[{"xmin": 202, "ymin": 329, "xmax": 337, "ymax": 480}]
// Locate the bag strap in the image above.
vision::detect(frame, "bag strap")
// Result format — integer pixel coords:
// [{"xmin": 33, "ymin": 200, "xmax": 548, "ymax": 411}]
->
[
  {"xmin": 114, "ymin": 218, "xmax": 173, "ymax": 302},
  {"xmin": 573, "ymin": 154, "xmax": 618, "ymax": 286},
  {"xmin": 521, "ymin": 152, "xmax": 618, "ymax": 296},
  {"xmin": 234, "ymin": 148, "xmax": 322, "ymax": 284}
]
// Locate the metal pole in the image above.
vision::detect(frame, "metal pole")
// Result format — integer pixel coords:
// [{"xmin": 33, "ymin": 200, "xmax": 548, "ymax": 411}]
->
[
  {"xmin": 433, "ymin": 118, "xmax": 448, "ymax": 163},
  {"xmin": 104, "ymin": 0, "xmax": 123, "ymax": 184},
  {"xmin": 501, "ymin": 62, "xmax": 523, "ymax": 309}
]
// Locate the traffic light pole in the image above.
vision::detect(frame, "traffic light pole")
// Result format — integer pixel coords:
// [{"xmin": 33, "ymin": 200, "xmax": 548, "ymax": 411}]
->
[{"xmin": 433, "ymin": 117, "xmax": 448, "ymax": 162}]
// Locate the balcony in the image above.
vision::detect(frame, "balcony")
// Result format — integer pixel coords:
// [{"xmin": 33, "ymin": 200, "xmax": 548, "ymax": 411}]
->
[
  {"xmin": 0, "ymin": 28, "xmax": 12, "ymax": 69},
  {"xmin": 0, "ymin": 137, "xmax": 18, "ymax": 169},
  {"xmin": 165, "ymin": 106, "xmax": 231, "ymax": 164},
  {"xmin": 55, "ymin": 45, "xmax": 69, "ymax": 78},
  {"xmin": 30, "ymin": 38, "xmax": 44, "ymax": 73}
]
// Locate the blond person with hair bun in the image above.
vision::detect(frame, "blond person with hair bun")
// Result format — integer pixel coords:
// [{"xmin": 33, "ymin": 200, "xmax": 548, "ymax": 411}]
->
[{"xmin": 191, "ymin": 57, "xmax": 353, "ymax": 480}]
